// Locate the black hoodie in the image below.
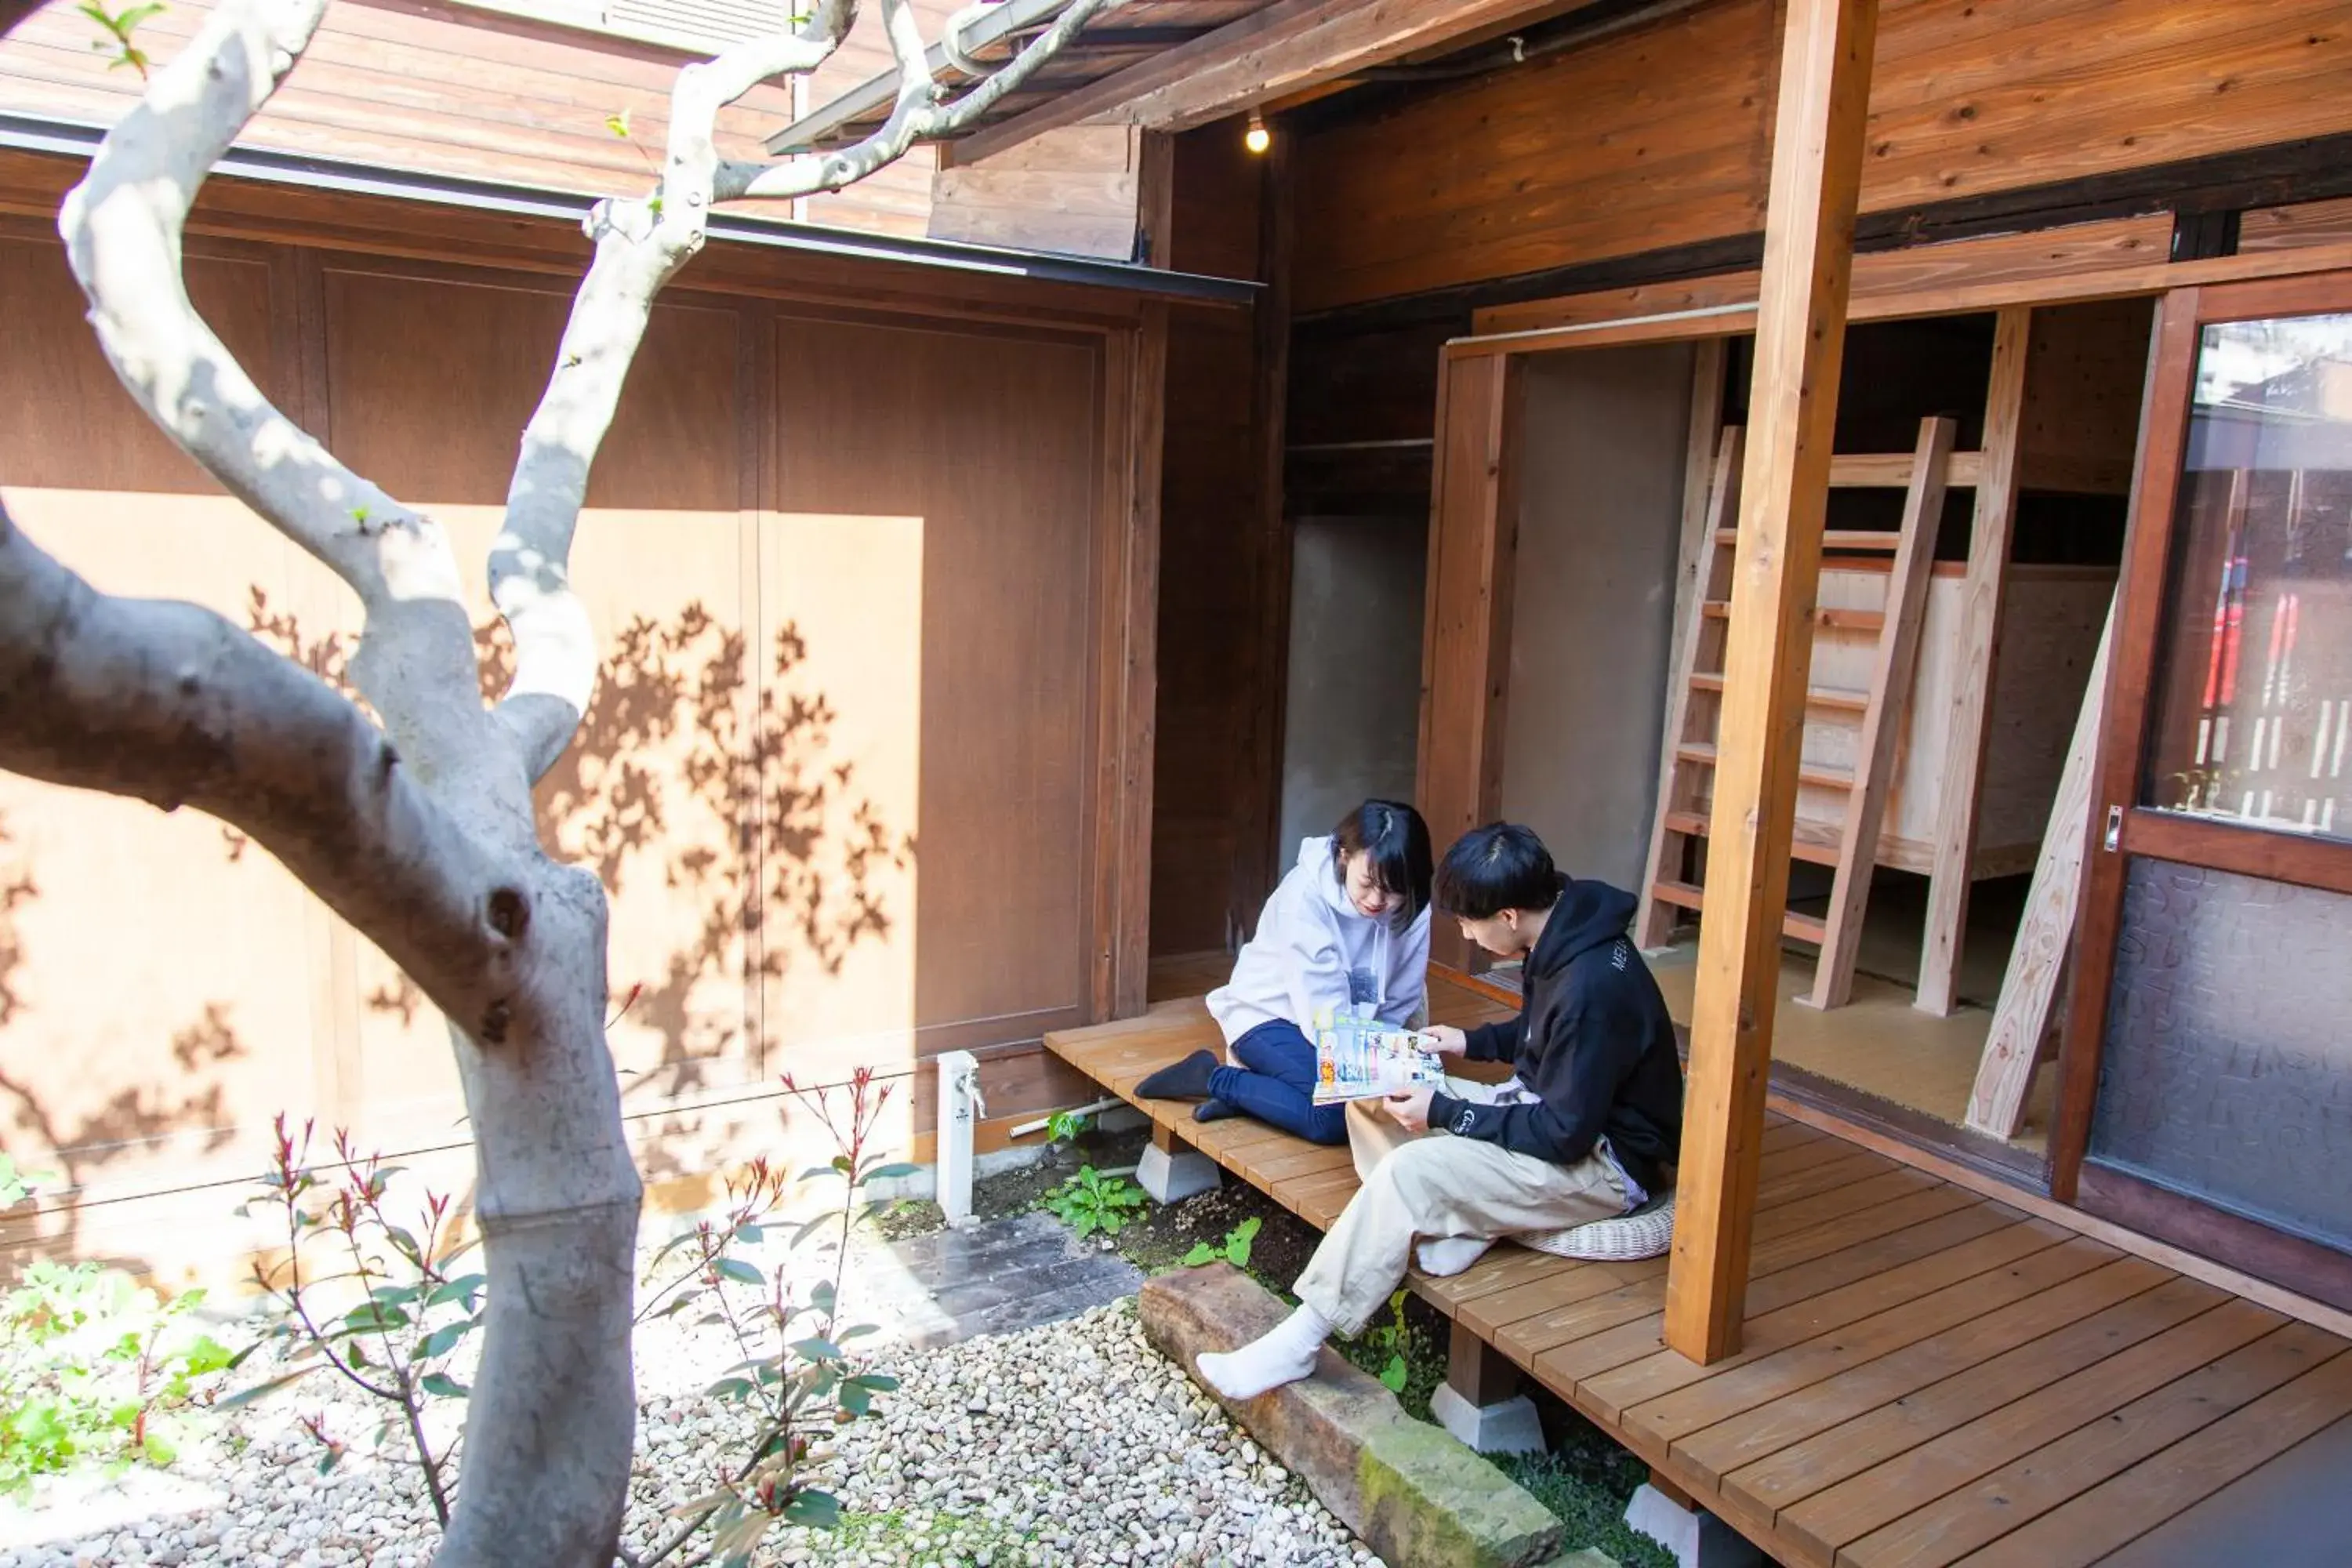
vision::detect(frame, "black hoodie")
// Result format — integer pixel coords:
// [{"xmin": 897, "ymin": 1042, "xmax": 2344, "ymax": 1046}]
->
[{"xmin": 1427, "ymin": 879, "xmax": 1684, "ymax": 1195}]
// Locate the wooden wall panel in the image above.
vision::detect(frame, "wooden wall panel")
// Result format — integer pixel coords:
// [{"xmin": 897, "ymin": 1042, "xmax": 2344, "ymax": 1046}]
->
[
  {"xmin": 929, "ymin": 126, "xmax": 1145, "ymax": 262},
  {"xmin": 0, "ymin": 218, "xmax": 1134, "ymax": 1276},
  {"xmin": 773, "ymin": 314, "xmax": 1102, "ymax": 1046},
  {"xmin": 1295, "ymin": 0, "xmax": 2352, "ymax": 311},
  {"xmin": 0, "ymin": 231, "xmax": 283, "ymax": 493},
  {"xmin": 0, "ymin": 0, "xmax": 926, "ymax": 238}
]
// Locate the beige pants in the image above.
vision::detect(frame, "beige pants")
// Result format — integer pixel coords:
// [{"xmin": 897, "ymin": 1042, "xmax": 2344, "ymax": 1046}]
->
[{"xmin": 1292, "ymin": 1076, "xmax": 1628, "ymax": 1335}]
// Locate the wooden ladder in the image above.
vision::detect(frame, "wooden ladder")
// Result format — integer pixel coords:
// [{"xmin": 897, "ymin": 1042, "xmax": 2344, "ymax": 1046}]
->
[{"xmin": 1635, "ymin": 415, "xmax": 1957, "ymax": 1010}]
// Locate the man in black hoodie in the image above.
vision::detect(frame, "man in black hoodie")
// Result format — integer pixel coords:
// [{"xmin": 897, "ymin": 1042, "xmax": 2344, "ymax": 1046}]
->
[{"xmin": 1196, "ymin": 823, "xmax": 1684, "ymax": 1403}]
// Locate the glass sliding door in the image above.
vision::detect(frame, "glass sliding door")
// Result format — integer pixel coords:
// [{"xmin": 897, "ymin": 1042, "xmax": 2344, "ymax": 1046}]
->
[{"xmin": 2056, "ymin": 274, "xmax": 2352, "ymax": 1312}]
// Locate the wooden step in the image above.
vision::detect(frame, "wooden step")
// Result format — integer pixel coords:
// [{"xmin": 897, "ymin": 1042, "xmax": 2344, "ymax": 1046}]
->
[
  {"xmin": 1661, "ymin": 810, "xmax": 1844, "ymax": 866},
  {"xmin": 1715, "ymin": 528, "xmax": 1904, "ymax": 553},
  {"xmin": 1673, "ymin": 741, "xmax": 1856, "ymax": 791},
  {"xmin": 1647, "ymin": 879, "xmax": 1830, "ymax": 945},
  {"xmin": 1700, "ymin": 602, "xmax": 1886, "ymax": 634},
  {"xmin": 1688, "ymin": 672, "xmax": 1870, "ymax": 713},
  {"xmin": 1828, "ymin": 449, "xmax": 1983, "ymax": 488}
]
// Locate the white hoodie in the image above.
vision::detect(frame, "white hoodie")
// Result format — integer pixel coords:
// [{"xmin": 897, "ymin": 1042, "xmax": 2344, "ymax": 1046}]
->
[{"xmin": 1207, "ymin": 835, "xmax": 1432, "ymax": 1044}]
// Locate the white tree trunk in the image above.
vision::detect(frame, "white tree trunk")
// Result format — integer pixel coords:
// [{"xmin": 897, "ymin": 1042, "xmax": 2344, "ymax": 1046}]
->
[{"xmin": 2, "ymin": 0, "xmax": 1111, "ymax": 1559}]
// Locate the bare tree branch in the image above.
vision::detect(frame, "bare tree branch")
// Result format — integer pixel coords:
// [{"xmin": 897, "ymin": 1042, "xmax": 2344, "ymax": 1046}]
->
[
  {"xmin": 0, "ymin": 499, "xmax": 510, "ymax": 1020},
  {"xmin": 56, "ymin": 0, "xmax": 515, "ymax": 817},
  {"xmin": 491, "ymin": 6, "xmax": 868, "ymax": 779},
  {"xmin": 714, "ymin": 0, "xmax": 1118, "ymax": 205}
]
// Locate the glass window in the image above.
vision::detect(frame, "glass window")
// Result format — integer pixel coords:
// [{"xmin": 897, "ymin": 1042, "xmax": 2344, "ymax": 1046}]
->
[{"xmin": 2144, "ymin": 314, "xmax": 2352, "ymax": 840}]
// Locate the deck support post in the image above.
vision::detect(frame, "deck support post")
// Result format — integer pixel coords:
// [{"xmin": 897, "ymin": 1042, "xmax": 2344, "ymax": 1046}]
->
[
  {"xmin": 1138, "ymin": 1120, "xmax": 1221, "ymax": 1203},
  {"xmin": 1432, "ymin": 1318, "xmax": 1545, "ymax": 1455},
  {"xmin": 1664, "ymin": 0, "xmax": 1882, "ymax": 1365}
]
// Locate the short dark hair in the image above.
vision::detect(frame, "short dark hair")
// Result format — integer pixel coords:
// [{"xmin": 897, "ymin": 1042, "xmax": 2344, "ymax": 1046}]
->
[
  {"xmin": 1331, "ymin": 800, "xmax": 1433, "ymax": 931},
  {"xmin": 1434, "ymin": 823, "xmax": 1563, "ymax": 920}
]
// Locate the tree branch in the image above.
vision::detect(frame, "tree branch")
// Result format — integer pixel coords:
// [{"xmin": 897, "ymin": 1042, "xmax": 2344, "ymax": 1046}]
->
[
  {"xmin": 0, "ymin": 499, "xmax": 514, "ymax": 1023},
  {"xmin": 56, "ymin": 0, "xmax": 513, "ymax": 816},
  {"xmin": 490, "ymin": 9, "xmax": 861, "ymax": 779},
  {"xmin": 713, "ymin": 0, "xmax": 1117, "ymax": 205}
]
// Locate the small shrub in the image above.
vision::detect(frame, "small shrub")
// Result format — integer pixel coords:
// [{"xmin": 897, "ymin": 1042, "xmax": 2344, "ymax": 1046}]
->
[
  {"xmin": 1041, "ymin": 1166, "xmax": 1145, "ymax": 1239},
  {"xmin": 0, "ymin": 1257, "xmax": 235, "ymax": 1493},
  {"xmin": 1181, "ymin": 1216, "xmax": 1261, "ymax": 1269}
]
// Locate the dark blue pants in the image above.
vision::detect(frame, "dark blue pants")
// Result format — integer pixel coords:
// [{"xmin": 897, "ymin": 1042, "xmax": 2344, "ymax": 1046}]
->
[{"xmin": 1209, "ymin": 1019, "xmax": 1348, "ymax": 1145}]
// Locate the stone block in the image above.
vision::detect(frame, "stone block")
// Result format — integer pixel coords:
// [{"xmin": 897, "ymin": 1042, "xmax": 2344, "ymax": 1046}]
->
[
  {"xmin": 1141, "ymin": 1265, "xmax": 1567, "ymax": 1568},
  {"xmin": 1431, "ymin": 1381, "xmax": 1548, "ymax": 1456}
]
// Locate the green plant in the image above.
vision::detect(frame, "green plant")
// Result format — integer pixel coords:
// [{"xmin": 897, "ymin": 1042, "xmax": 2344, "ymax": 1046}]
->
[
  {"xmin": 624, "ymin": 1065, "xmax": 907, "ymax": 1567},
  {"xmin": 1357, "ymin": 1288, "xmax": 1415, "ymax": 1393},
  {"xmin": 1041, "ymin": 1165, "xmax": 1145, "ymax": 1239},
  {"xmin": 1182, "ymin": 1215, "xmax": 1261, "ymax": 1269},
  {"xmin": 0, "ymin": 1256, "xmax": 235, "ymax": 1494},
  {"xmin": 1044, "ymin": 1109, "xmax": 1094, "ymax": 1145},
  {"xmin": 230, "ymin": 1118, "xmax": 487, "ymax": 1523},
  {"xmin": 0, "ymin": 1152, "xmax": 53, "ymax": 1211},
  {"xmin": 233, "ymin": 1068, "xmax": 910, "ymax": 1568},
  {"xmin": 77, "ymin": 0, "xmax": 164, "ymax": 78}
]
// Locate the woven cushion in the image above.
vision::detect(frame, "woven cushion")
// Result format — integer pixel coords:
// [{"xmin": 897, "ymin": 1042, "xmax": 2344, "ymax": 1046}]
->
[{"xmin": 1521, "ymin": 1192, "xmax": 1677, "ymax": 1261}]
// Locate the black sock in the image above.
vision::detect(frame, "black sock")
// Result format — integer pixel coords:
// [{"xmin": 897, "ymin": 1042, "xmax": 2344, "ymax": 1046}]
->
[
  {"xmin": 1135, "ymin": 1048, "xmax": 1218, "ymax": 1100},
  {"xmin": 1193, "ymin": 1097, "xmax": 1240, "ymax": 1123}
]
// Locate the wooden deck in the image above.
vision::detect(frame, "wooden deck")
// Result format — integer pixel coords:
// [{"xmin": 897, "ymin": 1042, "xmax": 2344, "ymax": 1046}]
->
[{"xmin": 1046, "ymin": 976, "xmax": 2352, "ymax": 1568}]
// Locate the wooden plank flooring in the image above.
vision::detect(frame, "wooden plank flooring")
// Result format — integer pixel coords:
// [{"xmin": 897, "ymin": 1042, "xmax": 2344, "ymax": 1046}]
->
[{"xmin": 1044, "ymin": 978, "xmax": 2352, "ymax": 1566}]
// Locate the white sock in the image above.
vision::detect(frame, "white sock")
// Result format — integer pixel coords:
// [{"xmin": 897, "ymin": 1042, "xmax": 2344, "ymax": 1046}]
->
[
  {"xmin": 1415, "ymin": 1235, "xmax": 1494, "ymax": 1277},
  {"xmin": 1194, "ymin": 1303, "xmax": 1331, "ymax": 1401}
]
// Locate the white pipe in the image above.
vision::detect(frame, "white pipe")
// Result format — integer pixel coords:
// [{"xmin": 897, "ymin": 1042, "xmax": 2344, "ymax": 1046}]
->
[{"xmin": 1007, "ymin": 1095, "xmax": 1124, "ymax": 1141}]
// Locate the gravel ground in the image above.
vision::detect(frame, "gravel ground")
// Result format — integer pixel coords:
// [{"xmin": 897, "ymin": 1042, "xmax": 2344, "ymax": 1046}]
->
[{"xmin": 1, "ymin": 1298, "xmax": 1380, "ymax": 1568}]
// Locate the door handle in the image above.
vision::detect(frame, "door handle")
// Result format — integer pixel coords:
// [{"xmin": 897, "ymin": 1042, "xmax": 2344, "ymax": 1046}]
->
[{"xmin": 2103, "ymin": 804, "xmax": 2123, "ymax": 853}]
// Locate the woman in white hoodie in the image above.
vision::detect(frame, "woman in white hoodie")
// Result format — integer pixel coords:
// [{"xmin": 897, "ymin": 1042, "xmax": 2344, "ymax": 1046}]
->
[{"xmin": 1135, "ymin": 800, "xmax": 1433, "ymax": 1144}]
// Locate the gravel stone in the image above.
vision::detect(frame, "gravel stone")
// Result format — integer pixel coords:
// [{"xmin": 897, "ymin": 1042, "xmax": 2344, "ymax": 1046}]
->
[{"xmin": 2, "ymin": 1287, "xmax": 1380, "ymax": 1568}]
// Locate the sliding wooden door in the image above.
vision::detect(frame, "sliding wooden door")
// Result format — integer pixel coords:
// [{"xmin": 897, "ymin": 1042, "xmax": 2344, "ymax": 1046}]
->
[{"xmin": 2055, "ymin": 272, "xmax": 2352, "ymax": 1311}]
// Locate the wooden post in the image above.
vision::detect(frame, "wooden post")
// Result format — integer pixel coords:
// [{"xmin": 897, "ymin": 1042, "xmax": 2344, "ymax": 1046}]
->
[
  {"xmin": 1414, "ymin": 350, "xmax": 1524, "ymax": 974},
  {"xmin": 1237, "ymin": 133, "xmax": 1296, "ymax": 929},
  {"xmin": 1916, "ymin": 306, "xmax": 2032, "ymax": 1016},
  {"xmin": 1664, "ymin": 0, "xmax": 1881, "ymax": 1366},
  {"xmin": 1443, "ymin": 1318, "xmax": 1520, "ymax": 1407}
]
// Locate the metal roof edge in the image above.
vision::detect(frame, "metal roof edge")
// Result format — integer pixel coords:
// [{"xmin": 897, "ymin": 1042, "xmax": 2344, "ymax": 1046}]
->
[{"xmin": 0, "ymin": 113, "xmax": 1258, "ymax": 305}]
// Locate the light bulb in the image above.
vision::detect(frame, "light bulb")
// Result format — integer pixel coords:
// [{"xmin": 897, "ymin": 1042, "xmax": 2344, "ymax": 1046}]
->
[{"xmin": 1244, "ymin": 113, "xmax": 1270, "ymax": 154}]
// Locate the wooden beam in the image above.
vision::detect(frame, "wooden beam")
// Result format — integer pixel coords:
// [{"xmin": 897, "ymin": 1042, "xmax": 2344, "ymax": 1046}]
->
[
  {"xmin": 1414, "ymin": 351, "xmax": 1524, "ymax": 974},
  {"xmin": 1915, "ymin": 306, "xmax": 2031, "ymax": 1016},
  {"xmin": 1966, "ymin": 593, "xmax": 2115, "ymax": 1138},
  {"xmin": 953, "ymin": 0, "xmax": 1610, "ymax": 164},
  {"xmin": 765, "ymin": 0, "xmax": 1079, "ymax": 152},
  {"xmin": 1664, "ymin": 0, "xmax": 1881, "ymax": 1367},
  {"xmin": 1803, "ymin": 415, "xmax": 1954, "ymax": 1011}
]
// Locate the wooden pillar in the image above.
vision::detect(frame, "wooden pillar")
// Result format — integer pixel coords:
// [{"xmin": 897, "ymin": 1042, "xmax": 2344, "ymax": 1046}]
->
[
  {"xmin": 1915, "ymin": 306, "xmax": 2031, "ymax": 1016},
  {"xmin": 1095, "ymin": 136, "xmax": 1176, "ymax": 1020},
  {"xmin": 1664, "ymin": 0, "xmax": 1881, "ymax": 1365},
  {"xmin": 1236, "ymin": 133, "xmax": 1296, "ymax": 931},
  {"xmin": 1414, "ymin": 350, "xmax": 1525, "ymax": 974}
]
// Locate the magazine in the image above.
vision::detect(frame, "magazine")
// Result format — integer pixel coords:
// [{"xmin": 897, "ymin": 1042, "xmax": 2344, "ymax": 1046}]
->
[{"xmin": 1311, "ymin": 1007, "xmax": 1448, "ymax": 1105}]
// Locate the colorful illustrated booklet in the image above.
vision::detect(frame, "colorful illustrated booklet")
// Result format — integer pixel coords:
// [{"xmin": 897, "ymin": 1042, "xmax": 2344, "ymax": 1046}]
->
[{"xmin": 1311, "ymin": 1007, "xmax": 1448, "ymax": 1105}]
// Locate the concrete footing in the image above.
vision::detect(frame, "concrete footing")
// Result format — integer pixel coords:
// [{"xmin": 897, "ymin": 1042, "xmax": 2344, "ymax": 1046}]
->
[
  {"xmin": 1431, "ymin": 1382, "xmax": 1548, "ymax": 1456},
  {"xmin": 1624, "ymin": 1484, "xmax": 1763, "ymax": 1568},
  {"xmin": 1137, "ymin": 1141, "xmax": 1222, "ymax": 1203}
]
